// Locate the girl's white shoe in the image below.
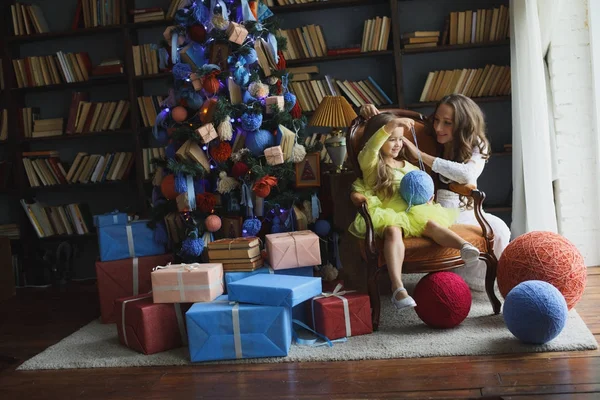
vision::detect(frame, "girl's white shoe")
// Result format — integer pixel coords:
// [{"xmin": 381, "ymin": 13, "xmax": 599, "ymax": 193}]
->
[
  {"xmin": 460, "ymin": 243, "xmax": 480, "ymax": 264},
  {"xmin": 391, "ymin": 287, "xmax": 417, "ymax": 310}
]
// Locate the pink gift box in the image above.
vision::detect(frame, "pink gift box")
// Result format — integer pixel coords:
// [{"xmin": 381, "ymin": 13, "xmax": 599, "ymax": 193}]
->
[
  {"xmin": 151, "ymin": 263, "xmax": 224, "ymax": 303},
  {"xmin": 264, "ymin": 146, "xmax": 284, "ymax": 166},
  {"xmin": 195, "ymin": 123, "xmax": 218, "ymax": 144},
  {"xmin": 227, "ymin": 22, "xmax": 248, "ymax": 45},
  {"xmin": 265, "ymin": 230, "xmax": 322, "ymax": 270},
  {"xmin": 265, "ymin": 96, "xmax": 284, "ymax": 114}
]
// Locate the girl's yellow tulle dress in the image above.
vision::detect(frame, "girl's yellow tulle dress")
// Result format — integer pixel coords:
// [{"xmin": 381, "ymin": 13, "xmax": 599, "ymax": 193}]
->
[{"xmin": 348, "ymin": 126, "xmax": 458, "ymax": 239}]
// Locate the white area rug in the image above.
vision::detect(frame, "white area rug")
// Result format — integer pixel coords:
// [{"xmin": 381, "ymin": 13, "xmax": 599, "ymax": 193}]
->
[{"xmin": 18, "ymin": 276, "xmax": 598, "ymax": 370}]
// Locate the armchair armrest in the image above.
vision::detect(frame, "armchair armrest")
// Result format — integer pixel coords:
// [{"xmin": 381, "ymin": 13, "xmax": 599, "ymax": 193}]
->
[
  {"xmin": 350, "ymin": 192, "xmax": 378, "ymax": 257},
  {"xmin": 448, "ymin": 183, "xmax": 495, "ymax": 251}
]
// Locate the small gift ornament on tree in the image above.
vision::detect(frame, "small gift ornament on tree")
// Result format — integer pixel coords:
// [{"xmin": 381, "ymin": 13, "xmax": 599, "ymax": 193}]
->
[
  {"xmin": 226, "ymin": 22, "xmax": 249, "ymax": 45},
  {"xmin": 265, "ymin": 96, "xmax": 284, "ymax": 114},
  {"xmin": 264, "ymin": 145, "xmax": 284, "ymax": 166},
  {"xmin": 195, "ymin": 123, "xmax": 218, "ymax": 144}
]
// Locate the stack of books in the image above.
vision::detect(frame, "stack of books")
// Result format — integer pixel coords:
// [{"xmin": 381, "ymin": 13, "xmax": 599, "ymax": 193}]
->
[
  {"xmin": 402, "ymin": 31, "xmax": 440, "ymax": 50},
  {"xmin": 9, "ymin": 2, "xmax": 49, "ymax": 35},
  {"xmin": 207, "ymin": 237, "xmax": 264, "ymax": 272},
  {"xmin": 130, "ymin": 7, "xmax": 165, "ymax": 23},
  {"xmin": 32, "ymin": 118, "xmax": 63, "ymax": 138}
]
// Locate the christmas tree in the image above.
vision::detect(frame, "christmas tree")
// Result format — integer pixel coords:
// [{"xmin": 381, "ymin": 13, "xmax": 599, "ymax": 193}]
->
[{"xmin": 149, "ymin": 0, "xmax": 322, "ymax": 263}]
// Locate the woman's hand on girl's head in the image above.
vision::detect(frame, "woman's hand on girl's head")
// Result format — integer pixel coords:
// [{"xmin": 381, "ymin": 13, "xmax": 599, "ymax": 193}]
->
[{"xmin": 360, "ymin": 104, "xmax": 380, "ymax": 120}]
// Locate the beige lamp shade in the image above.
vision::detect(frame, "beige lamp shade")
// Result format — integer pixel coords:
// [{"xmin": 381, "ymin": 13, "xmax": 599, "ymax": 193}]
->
[{"xmin": 308, "ymin": 96, "xmax": 358, "ymax": 128}]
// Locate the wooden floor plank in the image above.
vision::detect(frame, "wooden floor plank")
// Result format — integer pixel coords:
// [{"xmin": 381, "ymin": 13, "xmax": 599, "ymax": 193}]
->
[{"xmin": 482, "ymin": 383, "xmax": 600, "ymax": 397}]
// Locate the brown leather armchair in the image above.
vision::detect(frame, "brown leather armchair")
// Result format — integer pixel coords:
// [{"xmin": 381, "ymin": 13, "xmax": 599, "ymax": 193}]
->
[{"xmin": 348, "ymin": 109, "xmax": 501, "ymax": 331}]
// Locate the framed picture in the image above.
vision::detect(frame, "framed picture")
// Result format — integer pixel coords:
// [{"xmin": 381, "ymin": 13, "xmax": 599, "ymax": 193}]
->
[
  {"xmin": 220, "ymin": 216, "xmax": 243, "ymax": 238},
  {"xmin": 295, "ymin": 152, "xmax": 321, "ymax": 187}
]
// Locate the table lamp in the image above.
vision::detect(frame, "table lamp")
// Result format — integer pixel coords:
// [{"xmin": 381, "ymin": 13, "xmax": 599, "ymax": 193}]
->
[{"xmin": 308, "ymin": 96, "xmax": 357, "ymax": 173}]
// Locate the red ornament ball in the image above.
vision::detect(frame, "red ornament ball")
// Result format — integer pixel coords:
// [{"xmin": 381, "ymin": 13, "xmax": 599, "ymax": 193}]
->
[
  {"xmin": 413, "ymin": 272, "xmax": 472, "ymax": 329},
  {"xmin": 231, "ymin": 161, "xmax": 250, "ymax": 178},
  {"xmin": 204, "ymin": 214, "xmax": 222, "ymax": 232},
  {"xmin": 188, "ymin": 24, "xmax": 206, "ymax": 43},
  {"xmin": 209, "ymin": 141, "xmax": 232, "ymax": 163},
  {"xmin": 160, "ymin": 174, "xmax": 178, "ymax": 200},
  {"xmin": 171, "ymin": 106, "xmax": 188, "ymax": 122},
  {"xmin": 498, "ymin": 231, "xmax": 586, "ymax": 310},
  {"xmin": 196, "ymin": 192, "xmax": 217, "ymax": 213}
]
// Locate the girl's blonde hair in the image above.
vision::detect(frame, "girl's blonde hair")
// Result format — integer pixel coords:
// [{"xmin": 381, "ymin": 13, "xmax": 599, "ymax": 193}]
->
[
  {"xmin": 433, "ymin": 94, "xmax": 491, "ymax": 209},
  {"xmin": 361, "ymin": 113, "xmax": 408, "ymax": 201}
]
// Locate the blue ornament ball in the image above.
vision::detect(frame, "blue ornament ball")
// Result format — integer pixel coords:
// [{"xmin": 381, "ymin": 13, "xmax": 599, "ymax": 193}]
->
[
  {"xmin": 244, "ymin": 49, "xmax": 258, "ymax": 64},
  {"xmin": 181, "ymin": 237, "xmax": 205, "ymax": 258},
  {"xmin": 174, "ymin": 173, "xmax": 187, "ymax": 194},
  {"xmin": 245, "ymin": 129, "xmax": 274, "ymax": 157},
  {"xmin": 271, "ymin": 216, "xmax": 285, "ymax": 234},
  {"xmin": 503, "ymin": 280, "xmax": 568, "ymax": 344},
  {"xmin": 233, "ymin": 66, "xmax": 250, "ymax": 87},
  {"xmin": 284, "ymin": 92, "xmax": 297, "ymax": 111},
  {"xmin": 399, "ymin": 170, "xmax": 434, "ymax": 210},
  {"xmin": 241, "ymin": 112, "xmax": 263, "ymax": 131},
  {"xmin": 153, "ymin": 222, "xmax": 169, "ymax": 246},
  {"xmin": 243, "ymin": 90, "xmax": 257, "ymax": 104},
  {"xmin": 314, "ymin": 219, "xmax": 331, "ymax": 237},
  {"xmin": 242, "ymin": 218, "xmax": 262, "ymax": 237}
]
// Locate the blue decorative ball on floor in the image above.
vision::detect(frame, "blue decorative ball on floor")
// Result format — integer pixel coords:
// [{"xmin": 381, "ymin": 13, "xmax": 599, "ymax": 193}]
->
[
  {"xmin": 399, "ymin": 170, "xmax": 434, "ymax": 210},
  {"xmin": 503, "ymin": 280, "xmax": 568, "ymax": 344}
]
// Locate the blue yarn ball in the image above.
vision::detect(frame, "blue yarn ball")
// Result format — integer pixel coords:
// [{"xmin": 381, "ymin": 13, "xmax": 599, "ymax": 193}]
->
[
  {"xmin": 153, "ymin": 222, "xmax": 169, "ymax": 246},
  {"xmin": 314, "ymin": 219, "xmax": 331, "ymax": 237},
  {"xmin": 181, "ymin": 237, "xmax": 205, "ymax": 258},
  {"xmin": 165, "ymin": 142, "xmax": 179, "ymax": 160},
  {"xmin": 183, "ymin": 91, "xmax": 203, "ymax": 109},
  {"xmin": 284, "ymin": 92, "xmax": 297, "ymax": 111},
  {"xmin": 172, "ymin": 62, "xmax": 192, "ymax": 81},
  {"xmin": 399, "ymin": 170, "xmax": 435, "ymax": 210},
  {"xmin": 244, "ymin": 49, "xmax": 258, "ymax": 64},
  {"xmin": 242, "ymin": 218, "xmax": 262, "ymax": 237},
  {"xmin": 233, "ymin": 66, "xmax": 250, "ymax": 87},
  {"xmin": 271, "ymin": 216, "xmax": 285, "ymax": 233},
  {"xmin": 241, "ymin": 112, "xmax": 263, "ymax": 131},
  {"xmin": 174, "ymin": 173, "xmax": 187, "ymax": 194},
  {"xmin": 503, "ymin": 280, "xmax": 568, "ymax": 344},
  {"xmin": 245, "ymin": 129, "xmax": 274, "ymax": 157}
]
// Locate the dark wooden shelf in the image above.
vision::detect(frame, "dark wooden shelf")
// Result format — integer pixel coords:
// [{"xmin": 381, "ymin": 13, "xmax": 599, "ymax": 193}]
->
[
  {"xmin": 11, "ymin": 76, "xmax": 128, "ymax": 93},
  {"xmin": 126, "ymin": 19, "xmax": 173, "ymax": 29},
  {"xmin": 272, "ymin": 0, "xmax": 387, "ymax": 14},
  {"xmin": 406, "ymin": 96, "xmax": 511, "ymax": 109},
  {"xmin": 286, "ymin": 50, "xmax": 393, "ymax": 67},
  {"xmin": 25, "ymin": 180, "xmax": 133, "ymax": 193},
  {"xmin": 402, "ymin": 40, "xmax": 510, "ymax": 55},
  {"xmin": 6, "ymin": 25, "xmax": 123, "ymax": 44},
  {"xmin": 134, "ymin": 72, "xmax": 172, "ymax": 81},
  {"xmin": 38, "ymin": 232, "xmax": 97, "ymax": 241},
  {"xmin": 20, "ymin": 130, "xmax": 134, "ymax": 143}
]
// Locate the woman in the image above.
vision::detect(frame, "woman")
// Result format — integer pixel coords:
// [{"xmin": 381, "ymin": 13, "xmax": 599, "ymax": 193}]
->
[{"xmin": 359, "ymin": 94, "xmax": 511, "ymax": 291}]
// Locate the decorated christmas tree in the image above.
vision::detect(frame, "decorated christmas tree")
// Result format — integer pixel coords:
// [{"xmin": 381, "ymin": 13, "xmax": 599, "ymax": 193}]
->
[{"xmin": 149, "ymin": 0, "xmax": 323, "ymax": 263}]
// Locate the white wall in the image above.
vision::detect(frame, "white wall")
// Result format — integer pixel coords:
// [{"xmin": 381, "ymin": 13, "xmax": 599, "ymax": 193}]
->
[{"xmin": 547, "ymin": 0, "xmax": 600, "ymax": 266}]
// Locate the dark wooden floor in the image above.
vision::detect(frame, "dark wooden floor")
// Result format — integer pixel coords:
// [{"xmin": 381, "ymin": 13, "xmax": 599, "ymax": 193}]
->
[{"xmin": 0, "ymin": 270, "xmax": 599, "ymax": 400}]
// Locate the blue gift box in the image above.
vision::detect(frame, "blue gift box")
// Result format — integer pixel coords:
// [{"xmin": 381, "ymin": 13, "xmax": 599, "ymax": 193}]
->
[
  {"xmin": 97, "ymin": 219, "xmax": 166, "ymax": 262},
  {"xmin": 93, "ymin": 212, "xmax": 128, "ymax": 228},
  {"xmin": 224, "ymin": 266, "xmax": 314, "ymax": 289},
  {"xmin": 227, "ymin": 274, "xmax": 322, "ymax": 308},
  {"xmin": 186, "ymin": 295, "xmax": 291, "ymax": 362}
]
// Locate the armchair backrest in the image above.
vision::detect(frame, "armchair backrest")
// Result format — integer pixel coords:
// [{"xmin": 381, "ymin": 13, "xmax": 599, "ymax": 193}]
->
[{"xmin": 348, "ymin": 109, "xmax": 440, "ymax": 180}]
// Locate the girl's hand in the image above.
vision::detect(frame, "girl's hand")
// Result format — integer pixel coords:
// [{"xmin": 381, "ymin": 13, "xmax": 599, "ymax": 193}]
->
[
  {"xmin": 401, "ymin": 136, "xmax": 420, "ymax": 159},
  {"xmin": 360, "ymin": 104, "xmax": 380, "ymax": 120},
  {"xmin": 394, "ymin": 118, "xmax": 415, "ymax": 130}
]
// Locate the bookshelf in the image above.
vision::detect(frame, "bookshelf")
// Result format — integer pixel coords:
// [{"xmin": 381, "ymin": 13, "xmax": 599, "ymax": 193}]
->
[{"xmin": 0, "ymin": 0, "xmax": 512, "ymax": 284}]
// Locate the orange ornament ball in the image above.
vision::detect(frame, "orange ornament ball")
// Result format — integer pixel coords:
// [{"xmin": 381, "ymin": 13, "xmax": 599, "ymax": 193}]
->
[
  {"xmin": 160, "ymin": 174, "xmax": 178, "ymax": 200},
  {"xmin": 171, "ymin": 106, "xmax": 188, "ymax": 123},
  {"xmin": 203, "ymin": 73, "xmax": 220, "ymax": 95}
]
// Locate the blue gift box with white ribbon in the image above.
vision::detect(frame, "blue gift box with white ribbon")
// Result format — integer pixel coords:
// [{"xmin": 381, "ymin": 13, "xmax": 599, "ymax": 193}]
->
[
  {"xmin": 224, "ymin": 266, "xmax": 314, "ymax": 289},
  {"xmin": 186, "ymin": 295, "xmax": 291, "ymax": 362},
  {"xmin": 96, "ymin": 216, "xmax": 166, "ymax": 262},
  {"xmin": 227, "ymin": 274, "xmax": 322, "ymax": 308}
]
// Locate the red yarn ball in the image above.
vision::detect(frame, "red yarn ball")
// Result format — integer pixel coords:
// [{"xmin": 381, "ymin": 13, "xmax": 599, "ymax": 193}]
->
[
  {"xmin": 290, "ymin": 101, "xmax": 302, "ymax": 119},
  {"xmin": 160, "ymin": 174, "xmax": 178, "ymax": 200},
  {"xmin": 171, "ymin": 106, "xmax": 188, "ymax": 122},
  {"xmin": 196, "ymin": 192, "xmax": 217, "ymax": 213},
  {"xmin": 413, "ymin": 272, "xmax": 472, "ymax": 329},
  {"xmin": 231, "ymin": 161, "xmax": 250, "ymax": 178},
  {"xmin": 209, "ymin": 141, "xmax": 232, "ymax": 163},
  {"xmin": 498, "ymin": 231, "xmax": 586, "ymax": 310},
  {"xmin": 204, "ymin": 214, "xmax": 222, "ymax": 232},
  {"xmin": 276, "ymin": 50, "xmax": 286, "ymax": 70},
  {"xmin": 188, "ymin": 24, "xmax": 206, "ymax": 43}
]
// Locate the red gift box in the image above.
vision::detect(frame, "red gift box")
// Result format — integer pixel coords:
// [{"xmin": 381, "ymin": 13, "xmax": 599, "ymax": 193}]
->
[
  {"xmin": 96, "ymin": 254, "xmax": 174, "ymax": 323},
  {"xmin": 311, "ymin": 286, "xmax": 373, "ymax": 340},
  {"xmin": 115, "ymin": 294, "xmax": 190, "ymax": 355}
]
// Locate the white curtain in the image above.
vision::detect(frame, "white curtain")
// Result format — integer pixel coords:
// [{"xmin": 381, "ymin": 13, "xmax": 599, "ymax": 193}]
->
[{"xmin": 510, "ymin": 0, "xmax": 562, "ymax": 237}]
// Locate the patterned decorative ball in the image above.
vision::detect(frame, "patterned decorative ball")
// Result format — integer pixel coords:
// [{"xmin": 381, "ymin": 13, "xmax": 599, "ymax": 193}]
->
[
  {"xmin": 284, "ymin": 92, "xmax": 297, "ymax": 111},
  {"xmin": 204, "ymin": 215, "xmax": 222, "ymax": 232},
  {"xmin": 241, "ymin": 112, "xmax": 263, "ymax": 131},
  {"xmin": 399, "ymin": 170, "xmax": 434, "ymax": 210},
  {"xmin": 503, "ymin": 280, "xmax": 568, "ymax": 344},
  {"xmin": 242, "ymin": 218, "xmax": 262, "ymax": 237},
  {"xmin": 497, "ymin": 231, "xmax": 586, "ymax": 310},
  {"xmin": 413, "ymin": 272, "xmax": 472, "ymax": 329},
  {"xmin": 314, "ymin": 219, "xmax": 331, "ymax": 237},
  {"xmin": 244, "ymin": 49, "xmax": 258, "ymax": 64},
  {"xmin": 181, "ymin": 237, "xmax": 205, "ymax": 257},
  {"xmin": 245, "ymin": 129, "xmax": 274, "ymax": 157},
  {"xmin": 171, "ymin": 106, "xmax": 188, "ymax": 122},
  {"xmin": 160, "ymin": 174, "xmax": 178, "ymax": 200}
]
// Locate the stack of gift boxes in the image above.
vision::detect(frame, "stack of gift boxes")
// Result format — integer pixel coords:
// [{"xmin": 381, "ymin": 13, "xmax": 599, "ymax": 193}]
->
[{"xmin": 94, "ymin": 213, "xmax": 373, "ymax": 361}]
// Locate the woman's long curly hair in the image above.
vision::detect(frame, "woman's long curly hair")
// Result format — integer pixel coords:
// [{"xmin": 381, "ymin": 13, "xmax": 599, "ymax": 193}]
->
[
  {"xmin": 359, "ymin": 113, "xmax": 408, "ymax": 201},
  {"xmin": 432, "ymin": 94, "xmax": 491, "ymax": 209}
]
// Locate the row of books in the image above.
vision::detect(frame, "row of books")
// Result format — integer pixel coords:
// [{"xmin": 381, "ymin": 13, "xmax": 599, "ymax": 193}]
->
[
  {"xmin": 130, "ymin": 7, "xmax": 166, "ymax": 23},
  {"xmin": 20, "ymin": 199, "xmax": 93, "ymax": 239},
  {"xmin": 142, "ymin": 147, "xmax": 166, "ymax": 181},
  {"xmin": 132, "ymin": 44, "xmax": 160, "ymax": 76},
  {"xmin": 419, "ymin": 65, "xmax": 511, "ymax": 103},
  {"xmin": 138, "ymin": 95, "xmax": 166, "ymax": 128},
  {"xmin": 12, "ymin": 52, "xmax": 92, "ymax": 88},
  {"xmin": 446, "ymin": 6, "xmax": 510, "ymax": 46},
  {"xmin": 279, "ymin": 25, "xmax": 328, "ymax": 60},
  {"xmin": 361, "ymin": 16, "xmax": 391, "ymax": 52},
  {"xmin": 401, "ymin": 31, "xmax": 441, "ymax": 50},
  {"xmin": 0, "ymin": 224, "xmax": 19, "ymax": 240},
  {"xmin": 30, "ymin": 118, "xmax": 63, "ymax": 139},
  {"xmin": 9, "ymin": 2, "xmax": 49, "ymax": 36},
  {"xmin": 0, "ymin": 110, "xmax": 7, "ymax": 141},
  {"xmin": 72, "ymin": 100, "xmax": 130, "ymax": 134},
  {"xmin": 74, "ymin": 0, "xmax": 122, "ymax": 29}
]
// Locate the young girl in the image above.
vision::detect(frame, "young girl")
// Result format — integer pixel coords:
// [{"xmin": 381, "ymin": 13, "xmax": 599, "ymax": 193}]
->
[
  {"xmin": 348, "ymin": 113, "xmax": 481, "ymax": 310},
  {"xmin": 360, "ymin": 95, "xmax": 511, "ymax": 291}
]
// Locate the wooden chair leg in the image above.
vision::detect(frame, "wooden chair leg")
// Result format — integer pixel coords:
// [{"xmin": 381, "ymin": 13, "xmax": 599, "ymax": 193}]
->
[
  {"xmin": 367, "ymin": 259, "xmax": 381, "ymax": 331},
  {"xmin": 483, "ymin": 254, "xmax": 502, "ymax": 314}
]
